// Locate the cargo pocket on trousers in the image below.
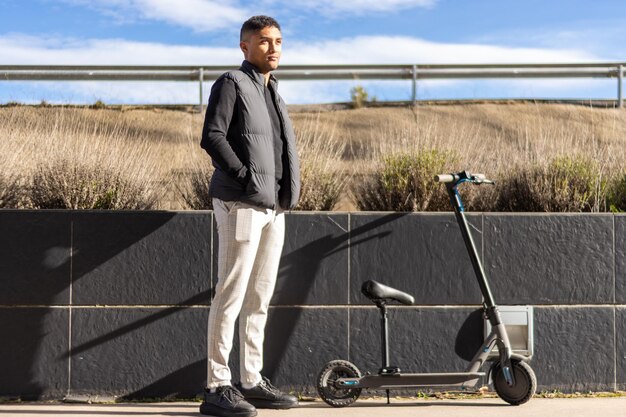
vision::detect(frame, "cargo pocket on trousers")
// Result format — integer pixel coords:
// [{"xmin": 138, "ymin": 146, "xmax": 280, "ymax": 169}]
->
[{"xmin": 235, "ymin": 207, "xmax": 253, "ymax": 242}]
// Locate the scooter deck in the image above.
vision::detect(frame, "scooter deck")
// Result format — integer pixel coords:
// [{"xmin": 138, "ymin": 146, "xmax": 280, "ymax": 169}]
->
[{"xmin": 336, "ymin": 372, "xmax": 485, "ymax": 389}]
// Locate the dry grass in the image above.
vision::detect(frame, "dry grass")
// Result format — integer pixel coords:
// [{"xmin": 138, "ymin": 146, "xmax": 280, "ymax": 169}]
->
[
  {"xmin": 292, "ymin": 103, "xmax": 626, "ymax": 211},
  {"xmin": 294, "ymin": 114, "xmax": 348, "ymax": 210},
  {"xmin": 0, "ymin": 107, "xmax": 181, "ymax": 209},
  {"xmin": 1, "ymin": 103, "xmax": 626, "ymax": 210},
  {"xmin": 291, "ymin": 103, "xmax": 626, "ymax": 172}
]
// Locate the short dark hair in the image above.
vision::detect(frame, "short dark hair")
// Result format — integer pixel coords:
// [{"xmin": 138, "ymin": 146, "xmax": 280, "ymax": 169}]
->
[{"xmin": 240, "ymin": 15, "xmax": 281, "ymax": 41}]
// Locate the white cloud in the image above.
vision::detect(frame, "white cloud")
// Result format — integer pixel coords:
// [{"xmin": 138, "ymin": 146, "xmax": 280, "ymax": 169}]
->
[
  {"xmin": 65, "ymin": 0, "xmax": 437, "ymax": 31},
  {"xmin": 266, "ymin": 0, "xmax": 437, "ymax": 14},
  {"xmin": 66, "ymin": 81, "xmax": 200, "ymax": 104},
  {"xmin": 0, "ymin": 33, "xmax": 594, "ymax": 66},
  {"xmin": 278, "ymin": 80, "xmax": 360, "ymax": 104},
  {"xmin": 132, "ymin": 0, "xmax": 249, "ymax": 32},
  {"xmin": 64, "ymin": 0, "xmax": 249, "ymax": 32},
  {"xmin": 283, "ymin": 36, "xmax": 596, "ymax": 64},
  {"xmin": 472, "ymin": 22, "xmax": 626, "ymax": 61},
  {"xmin": 0, "ymin": 81, "xmax": 199, "ymax": 105},
  {"xmin": 413, "ymin": 78, "xmax": 616, "ymax": 101},
  {"xmin": 0, "ymin": 34, "xmax": 241, "ymax": 65}
]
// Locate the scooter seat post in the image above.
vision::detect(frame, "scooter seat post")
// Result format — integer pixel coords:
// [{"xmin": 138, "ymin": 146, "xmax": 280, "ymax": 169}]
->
[{"xmin": 376, "ymin": 301, "xmax": 391, "ymax": 370}]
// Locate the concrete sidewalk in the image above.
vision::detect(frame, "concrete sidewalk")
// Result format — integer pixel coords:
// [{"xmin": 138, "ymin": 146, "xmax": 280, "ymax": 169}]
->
[{"xmin": 1, "ymin": 397, "xmax": 625, "ymax": 417}]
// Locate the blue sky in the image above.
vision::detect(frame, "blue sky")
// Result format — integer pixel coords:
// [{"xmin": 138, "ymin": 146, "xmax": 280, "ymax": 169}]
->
[{"xmin": 1, "ymin": 0, "xmax": 625, "ymax": 104}]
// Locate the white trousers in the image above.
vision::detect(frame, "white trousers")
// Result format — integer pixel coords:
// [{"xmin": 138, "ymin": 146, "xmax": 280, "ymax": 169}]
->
[{"xmin": 206, "ymin": 198, "xmax": 285, "ymax": 388}]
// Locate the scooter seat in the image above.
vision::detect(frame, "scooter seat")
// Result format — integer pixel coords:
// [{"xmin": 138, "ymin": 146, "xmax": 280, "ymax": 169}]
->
[{"xmin": 361, "ymin": 280, "xmax": 414, "ymax": 305}]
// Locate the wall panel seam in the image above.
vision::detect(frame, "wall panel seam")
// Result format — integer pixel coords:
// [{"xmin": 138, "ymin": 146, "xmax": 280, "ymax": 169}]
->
[
  {"xmin": 67, "ymin": 219, "xmax": 74, "ymax": 397},
  {"xmin": 613, "ymin": 214, "xmax": 616, "ymax": 305},
  {"xmin": 613, "ymin": 215, "xmax": 617, "ymax": 391},
  {"xmin": 347, "ymin": 213, "xmax": 351, "ymax": 362}
]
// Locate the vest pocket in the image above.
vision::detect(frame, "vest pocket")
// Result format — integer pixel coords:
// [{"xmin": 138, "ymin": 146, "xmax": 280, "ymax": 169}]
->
[{"xmin": 244, "ymin": 171, "xmax": 275, "ymax": 208}]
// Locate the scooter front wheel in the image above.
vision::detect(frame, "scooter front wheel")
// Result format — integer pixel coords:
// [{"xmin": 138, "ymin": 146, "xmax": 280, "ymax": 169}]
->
[
  {"xmin": 491, "ymin": 359, "xmax": 536, "ymax": 405},
  {"xmin": 316, "ymin": 360, "xmax": 362, "ymax": 407}
]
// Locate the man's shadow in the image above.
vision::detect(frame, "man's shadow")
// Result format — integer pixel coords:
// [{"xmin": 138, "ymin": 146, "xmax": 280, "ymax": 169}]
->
[
  {"xmin": 1, "ymin": 210, "xmax": 184, "ymax": 399},
  {"xmin": 263, "ymin": 213, "xmax": 409, "ymax": 386}
]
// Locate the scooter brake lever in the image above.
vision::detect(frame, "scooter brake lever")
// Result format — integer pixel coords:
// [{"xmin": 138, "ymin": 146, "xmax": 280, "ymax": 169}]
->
[{"xmin": 471, "ymin": 174, "xmax": 495, "ymax": 185}]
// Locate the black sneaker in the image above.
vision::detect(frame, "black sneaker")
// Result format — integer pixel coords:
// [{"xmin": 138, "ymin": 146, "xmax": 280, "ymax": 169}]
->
[
  {"xmin": 199, "ymin": 386, "xmax": 257, "ymax": 417},
  {"xmin": 237, "ymin": 377, "xmax": 298, "ymax": 409}
]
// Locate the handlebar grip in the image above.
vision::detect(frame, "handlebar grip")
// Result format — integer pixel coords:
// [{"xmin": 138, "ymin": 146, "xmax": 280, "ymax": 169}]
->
[{"xmin": 434, "ymin": 174, "xmax": 455, "ymax": 183}]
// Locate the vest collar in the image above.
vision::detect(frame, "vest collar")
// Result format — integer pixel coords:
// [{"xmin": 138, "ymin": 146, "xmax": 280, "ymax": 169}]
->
[{"xmin": 240, "ymin": 60, "xmax": 278, "ymax": 87}]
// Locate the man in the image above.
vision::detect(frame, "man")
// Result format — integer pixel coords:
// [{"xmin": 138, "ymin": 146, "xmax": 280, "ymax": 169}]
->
[{"xmin": 199, "ymin": 15, "xmax": 301, "ymax": 417}]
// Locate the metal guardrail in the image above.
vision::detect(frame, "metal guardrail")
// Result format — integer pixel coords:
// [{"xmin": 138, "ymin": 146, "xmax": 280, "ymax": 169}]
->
[{"xmin": 1, "ymin": 63, "xmax": 624, "ymax": 107}]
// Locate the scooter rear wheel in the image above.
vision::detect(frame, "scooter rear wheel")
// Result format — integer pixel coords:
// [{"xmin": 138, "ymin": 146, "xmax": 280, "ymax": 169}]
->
[
  {"xmin": 491, "ymin": 359, "xmax": 536, "ymax": 405},
  {"xmin": 316, "ymin": 360, "xmax": 362, "ymax": 407}
]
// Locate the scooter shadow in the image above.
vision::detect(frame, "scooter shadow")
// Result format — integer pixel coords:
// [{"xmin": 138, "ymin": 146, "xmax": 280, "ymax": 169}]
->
[{"xmin": 302, "ymin": 400, "xmax": 508, "ymax": 408}]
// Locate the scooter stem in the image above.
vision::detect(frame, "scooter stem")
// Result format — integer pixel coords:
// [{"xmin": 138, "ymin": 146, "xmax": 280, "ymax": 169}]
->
[
  {"xmin": 447, "ymin": 181, "xmax": 515, "ymax": 386},
  {"xmin": 446, "ymin": 183, "xmax": 496, "ymax": 308}
]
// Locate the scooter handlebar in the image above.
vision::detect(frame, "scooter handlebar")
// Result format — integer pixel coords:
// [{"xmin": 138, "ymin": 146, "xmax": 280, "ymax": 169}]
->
[
  {"xmin": 434, "ymin": 174, "xmax": 456, "ymax": 183},
  {"xmin": 434, "ymin": 172, "xmax": 494, "ymax": 184}
]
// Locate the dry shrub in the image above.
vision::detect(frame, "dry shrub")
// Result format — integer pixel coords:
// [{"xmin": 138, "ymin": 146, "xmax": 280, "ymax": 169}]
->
[
  {"xmin": 0, "ymin": 174, "xmax": 25, "ymax": 208},
  {"xmin": 462, "ymin": 181, "xmax": 500, "ymax": 212},
  {"xmin": 296, "ymin": 115, "xmax": 348, "ymax": 210},
  {"xmin": 338, "ymin": 104, "xmax": 626, "ymax": 212},
  {"xmin": 606, "ymin": 173, "xmax": 626, "ymax": 212},
  {"xmin": 30, "ymin": 160, "xmax": 157, "ymax": 209},
  {"xmin": 494, "ymin": 155, "xmax": 606, "ymax": 212},
  {"xmin": 0, "ymin": 132, "xmax": 25, "ymax": 207},
  {"xmin": 179, "ymin": 167, "xmax": 213, "ymax": 210},
  {"xmin": 354, "ymin": 149, "xmax": 457, "ymax": 211},
  {"xmin": 0, "ymin": 108, "xmax": 31, "ymax": 208},
  {"xmin": 177, "ymin": 133, "xmax": 214, "ymax": 210},
  {"xmin": 1, "ymin": 107, "xmax": 168, "ymax": 209},
  {"xmin": 349, "ymin": 117, "xmax": 485, "ymax": 211}
]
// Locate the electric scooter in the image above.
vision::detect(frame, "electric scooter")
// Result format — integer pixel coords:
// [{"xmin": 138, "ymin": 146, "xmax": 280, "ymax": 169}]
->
[{"xmin": 316, "ymin": 171, "xmax": 536, "ymax": 407}]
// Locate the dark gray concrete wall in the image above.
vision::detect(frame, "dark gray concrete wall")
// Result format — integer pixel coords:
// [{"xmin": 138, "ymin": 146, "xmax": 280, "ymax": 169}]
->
[{"xmin": 0, "ymin": 210, "xmax": 624, "ymax": 399}]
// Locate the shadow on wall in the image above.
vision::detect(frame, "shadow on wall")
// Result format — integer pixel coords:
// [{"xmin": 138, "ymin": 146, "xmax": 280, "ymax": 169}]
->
[
  {"xmin": 121, "ymin": 359, "xmax": 206, "ymax": 400},
  {"xmin": 1, "ymin": 210, "xmax": 487, "ymax": 399},
  {"xmin": 263, "ymin": 212, "xmax": 486, "ymax": 389},
  {"xmin": 455, "ymin": 309, "xmax": 485, "ymax": 361},
  {"xmin": 63, "ymin": 212, "xmax": 213, "ymax": 399},
  {"xmin": 264, "ymin": 213, "xmax": 407, "ymax": 386},
  {"xmin": 0, "ymin": 210, "xmax": 178, "ymax": 399}
]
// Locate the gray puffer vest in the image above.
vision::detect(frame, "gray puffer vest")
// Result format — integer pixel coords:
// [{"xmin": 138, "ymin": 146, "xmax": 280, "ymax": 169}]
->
[{"xmin": 210, "ymin": 62, "xmax": 300, "ymax": 209}]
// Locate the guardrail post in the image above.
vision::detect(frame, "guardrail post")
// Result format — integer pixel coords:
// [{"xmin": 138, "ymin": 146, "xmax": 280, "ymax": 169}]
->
[
  {"xmin": 412, "ymin": 64, "xmax": 417, "ymax": 104},
  {"xmin": 199, "ymin": 67, "xmax": 204, "ymax": 111},
  {"xmin": 618, "ymin": 65, "xmax": 623, "ymax": 108}
]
